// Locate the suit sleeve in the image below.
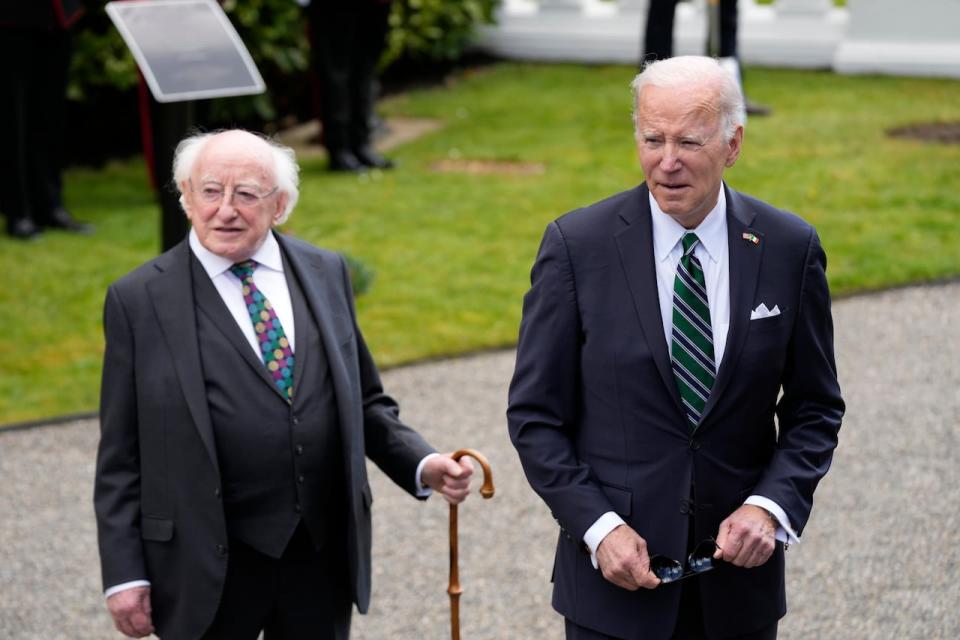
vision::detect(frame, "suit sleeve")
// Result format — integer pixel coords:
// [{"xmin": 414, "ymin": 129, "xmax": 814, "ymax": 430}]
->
[
  {"xmin": 338, "ymin": 256, "xmax": 436, "ymax": 497},
  {"xmin": 754, "ymin": 229, "xmax": 844, "ymax": 535},
  {"xmin": 507, "ymin": 222, "xmax": 619, "ymax": 541},
  {"xmin": 93, "ymin": 285, "xmax": 147, "ymax": 590}
]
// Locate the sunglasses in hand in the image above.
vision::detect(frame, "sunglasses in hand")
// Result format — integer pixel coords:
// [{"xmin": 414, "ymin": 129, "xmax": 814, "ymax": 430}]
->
[{"xmin": 649, "ymin": 539, "xmax": 720, "ymax": 584}]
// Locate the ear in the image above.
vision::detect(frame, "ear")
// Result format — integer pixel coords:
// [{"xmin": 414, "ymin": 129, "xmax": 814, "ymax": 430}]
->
[
  {"xmin": 272, "ymin": 192, "xmax": 289, "ymax": 225},
  {"xmin": 725, "ymin": 125, "xmax": 744, "ymax": 168},
  {"xmin": 179, "ymin": 181, "xmax": 193, "ymax": 218}
]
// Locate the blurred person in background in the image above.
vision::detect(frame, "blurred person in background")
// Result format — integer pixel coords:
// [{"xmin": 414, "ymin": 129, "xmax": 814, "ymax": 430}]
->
[
  {"xmin": 0, "ymin": 0, "xmax": 93, "ymax": 239},
  {"xmin": 303, "ymin": 0, "xmax": 395, "ymax": 172}
]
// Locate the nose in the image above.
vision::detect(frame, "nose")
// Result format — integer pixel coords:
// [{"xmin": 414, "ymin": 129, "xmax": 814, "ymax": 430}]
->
[
  {"xmin": 659, "ymin": 141, "xmax": 682, "ymax": 172},
  {"xmin": 214, "ymin": 199, "xmax": 239, "ymax": 218}
]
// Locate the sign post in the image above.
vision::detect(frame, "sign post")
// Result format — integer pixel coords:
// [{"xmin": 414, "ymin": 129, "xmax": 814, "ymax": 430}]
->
[{"xmin": 106, "ymin": 0, "xmax": 266, "ymax": 250}]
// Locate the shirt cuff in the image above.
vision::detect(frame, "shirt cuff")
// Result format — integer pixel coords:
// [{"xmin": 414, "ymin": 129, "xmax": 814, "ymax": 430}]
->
[
  {"xmin": 583, "ymin": 511, "xmax": 627, "ymax": 569},
  {"xmin": 415, "ymin": 452, "xmax": 440, "ymax": 497},
  {"xmin": 744, "ymin": 495, "xmax": 800, "ymax": 545},
  {"xmin": 104, "ymin": 580, "xmax": 151, "ymax": 599}
]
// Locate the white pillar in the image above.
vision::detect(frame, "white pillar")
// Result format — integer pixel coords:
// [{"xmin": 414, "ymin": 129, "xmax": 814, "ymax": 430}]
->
[
  {"xmin": 834, "ymin": 0, "xmax": 960, "ymax": 78},
  {"xmin": 618, "ymin": 0, "xmax": 649, "ymax": 13},
  {"xmin": 539, "ymin": 0, "xmax": 585, "ymax": 12},
  {"xmin": 738, "ymin": 0, "xmax": 847, "ymax": 67},
  {"xmin": 775, "ymin": 0, "xmax": 831, "ymax": 16}
]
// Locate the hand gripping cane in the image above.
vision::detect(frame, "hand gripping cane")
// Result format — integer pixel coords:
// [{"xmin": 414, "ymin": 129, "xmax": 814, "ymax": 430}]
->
[{"xmin": 448, "ymin": 449, "xmax": 495, "ymax": 640}]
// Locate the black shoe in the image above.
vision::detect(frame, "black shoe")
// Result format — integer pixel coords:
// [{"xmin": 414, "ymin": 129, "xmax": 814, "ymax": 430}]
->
[
  {"xmin": 353, "ymin": 146, "xmax": 394, "ymax": 170},
  {"xmin": 745, "ymin": 99, "xmax": 772, "ymax": 117},
  {"xmin": 7, "ymin": 217, "xmax": 42, "ymax": 239},
  {"xmin": 47, "ymin": 207, "xmax": 94, "ymax": 234},
  {"xmin": 328, "ymin": 150, "xmax": 367, "ymax": 173}
]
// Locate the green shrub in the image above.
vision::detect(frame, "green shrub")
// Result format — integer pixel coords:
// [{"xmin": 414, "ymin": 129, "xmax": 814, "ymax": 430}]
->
[
  {"xmin": 343, "ymin": 253, "xmax": 376, "ymax": 297},
  {"xmin": 384, "ymin": 0, "xmax": 500, "ymax": 67}
]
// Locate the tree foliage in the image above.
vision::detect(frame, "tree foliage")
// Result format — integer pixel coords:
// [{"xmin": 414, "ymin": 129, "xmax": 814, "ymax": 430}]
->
[{"xmin": 384, "ymin": 0, "xmax": 499, "ymax": 67}]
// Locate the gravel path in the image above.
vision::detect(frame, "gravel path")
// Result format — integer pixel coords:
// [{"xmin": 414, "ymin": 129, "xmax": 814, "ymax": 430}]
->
[{"xmin": 1, "ymin": 282, "xmax": 957, "ymax": 639}]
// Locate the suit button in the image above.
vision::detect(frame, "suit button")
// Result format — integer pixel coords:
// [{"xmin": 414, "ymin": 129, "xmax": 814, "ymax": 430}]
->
[
  {"xmin": 217, "ymin": 544, "xmax": 227, "ymax": 556},
  {"xmin": 297, "ymin": 475, "xmax": 305, "ymax": 484},
  {"xmin": 213, "ymin": 488, "xmax": 221, "ymax": 498},
  {"xmin": 292, "ymin": 416, "xmax": 300, "ymax": 425},
  {"xmin": 295, "ymin": 444, "xmax": 304, "ymax": 455},
  {"xmin": 294, "ymin": 503, "xmax": 302, "ymax": 513},
  {"xmin": 680, "ymin": 500, "xmax": 690, "ymax": 515},
  {"xmin": 689, "ymin": 438, "xmax": 701, "ymax": 451}
]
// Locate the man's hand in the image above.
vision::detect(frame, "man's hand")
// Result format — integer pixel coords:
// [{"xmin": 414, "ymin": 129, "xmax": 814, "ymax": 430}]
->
[
  {"xmin": 106, "ymin": 586, "xmax": 154, "ymax": 638},
  {"xmin": 713, "ymin": 504, "xmax": 777, "ymax": 568},
  {"xmin": 596, "ymin": 524, "xmax": 661, "ymax": 591},
  {"xmin": 421, "ymin": 454, "xmax": 474, "ymax": 504}
]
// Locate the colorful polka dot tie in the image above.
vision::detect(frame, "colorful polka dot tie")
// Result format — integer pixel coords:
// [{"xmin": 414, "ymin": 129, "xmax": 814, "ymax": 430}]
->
[{"xmin": 230, "ymin": 260, "xmax": 294, "ymax": 401}]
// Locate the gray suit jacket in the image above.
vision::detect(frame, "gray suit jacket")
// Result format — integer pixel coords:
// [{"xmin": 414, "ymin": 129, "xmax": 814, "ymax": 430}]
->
[{"xmin": 94, "ymin": 232, "xmax": 434, "ymax": 639}]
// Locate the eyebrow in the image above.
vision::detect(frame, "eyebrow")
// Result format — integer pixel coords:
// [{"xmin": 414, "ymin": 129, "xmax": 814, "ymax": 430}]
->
[{"xmin": 198, "ymin": 178, "xmax": 264, "ymax": 190}]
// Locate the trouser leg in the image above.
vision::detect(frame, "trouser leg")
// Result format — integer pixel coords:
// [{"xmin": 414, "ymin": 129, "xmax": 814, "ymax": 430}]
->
[{"xmin": 643, "ymin": 0, "xmax": 680, "ymax": 63}]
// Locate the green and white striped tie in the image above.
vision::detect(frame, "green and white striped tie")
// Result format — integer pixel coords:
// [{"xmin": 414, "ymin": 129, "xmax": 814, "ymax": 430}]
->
[{"xmin": 671, "ymin": 233, "xmax": 715, "ymax": 430}]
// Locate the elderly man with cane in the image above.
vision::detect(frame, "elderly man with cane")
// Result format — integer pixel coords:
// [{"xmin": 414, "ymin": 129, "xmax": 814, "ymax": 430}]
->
[{"xmin": 94, "ymin": 129, "xmax": 474, "ymax": 639}]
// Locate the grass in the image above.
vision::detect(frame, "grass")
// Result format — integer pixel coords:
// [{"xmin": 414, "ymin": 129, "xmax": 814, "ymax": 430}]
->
[{"xmin": 3, "ymin": 63, "xmax": 960, "ymax": 425}]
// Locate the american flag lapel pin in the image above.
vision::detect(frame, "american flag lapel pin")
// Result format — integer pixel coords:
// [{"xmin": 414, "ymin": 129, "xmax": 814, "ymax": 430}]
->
[{"xmin": 742, "ymin": 232, "xmax": 760, "ymax": 245}]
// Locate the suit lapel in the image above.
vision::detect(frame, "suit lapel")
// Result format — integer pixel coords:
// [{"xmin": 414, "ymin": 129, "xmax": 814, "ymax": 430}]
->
[
  {"xmin": 277, "ymin": 235, "xmax": 360, "ymax": 452},
  {"xmin": 614, "ymin": 186, "xmax": 686, "ymax": 419},
  {"xmin": 283, "ymin": 251, "xmax": 313, "ymax": 399},
  {"xmin": 145, "ymin": 241, "xmax": 219, "ymax": 475},
  {"xmin": 700, "ymin": 186, "xmax": 763, "ymax": 424}
]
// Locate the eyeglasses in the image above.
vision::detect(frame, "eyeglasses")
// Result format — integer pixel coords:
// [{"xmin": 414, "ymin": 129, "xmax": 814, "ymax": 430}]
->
[
  {"xmin": 190, "ymin": 180, "xmax": 279, "ymax": 208},
  {"xmin": 649, "ymin": 539, "xmax": 720, "ymax": 584}
]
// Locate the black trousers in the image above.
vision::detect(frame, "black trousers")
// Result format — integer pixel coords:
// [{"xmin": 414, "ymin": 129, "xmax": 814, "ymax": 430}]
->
[
  {"xmin": 643, "ymin": 0, "xmax": 738, "ymax": 62},
  {"xmin": 0, "ymin": 27, "xmax": 71, "ymax": 227},
  {"xmin": 565, "ymin": 616, "xmax": 777, "ymax": 640},
  {"xmin": 201, "ymin": 524, "xmax": 352, "ymax": 640},
  {"xmin": 307, "ymin": 2, "xmax": 391, "ymax": 154}
]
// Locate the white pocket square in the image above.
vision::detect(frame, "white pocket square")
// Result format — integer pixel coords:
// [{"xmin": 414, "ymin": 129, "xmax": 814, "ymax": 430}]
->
[{"xmin": 750, "ymin": 303, "xmax": 781, "ymax": 320}]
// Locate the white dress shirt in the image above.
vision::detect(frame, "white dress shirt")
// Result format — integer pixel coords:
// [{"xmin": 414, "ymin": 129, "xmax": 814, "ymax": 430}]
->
[
  {"xmin": 582, "ymin": 185, "xmax": 798, "ymax": 569},
  {"xmin": 106, "ymin": 231, "xmax": 434, "ymax": 598},
  {"xmin": 190, "ymin": 229, "xmax": 297, "ymax": 359}
]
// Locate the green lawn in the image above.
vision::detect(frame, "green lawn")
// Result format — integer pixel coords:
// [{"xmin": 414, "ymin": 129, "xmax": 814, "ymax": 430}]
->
[{"xmin": 3, "ymin": 63, "xmax": 959, "ymax": 425}]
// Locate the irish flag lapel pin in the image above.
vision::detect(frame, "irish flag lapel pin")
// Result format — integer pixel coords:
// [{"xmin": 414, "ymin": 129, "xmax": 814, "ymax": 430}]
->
[{"xmin": 742, "ymin": 232, "xmax": 760, "ymax": 245}]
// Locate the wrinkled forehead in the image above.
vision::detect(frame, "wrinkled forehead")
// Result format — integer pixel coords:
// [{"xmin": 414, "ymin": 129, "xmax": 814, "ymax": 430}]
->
[
  {"xmin": 637, "ymin": 82, "xmax": 723, "ymax": 132},
  {"xmin": 194, "ymin": 133, "xmax": 276, "ymax": 185}
]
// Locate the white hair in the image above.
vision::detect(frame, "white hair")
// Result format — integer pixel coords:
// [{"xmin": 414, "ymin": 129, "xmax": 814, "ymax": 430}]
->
[
  {"xmin": 172, "ymin": 129, "xmax": 300, "ymax": 224},
  {"xmin": 630, "ymin": 56, "xmax": 745, "ymax": 142}
]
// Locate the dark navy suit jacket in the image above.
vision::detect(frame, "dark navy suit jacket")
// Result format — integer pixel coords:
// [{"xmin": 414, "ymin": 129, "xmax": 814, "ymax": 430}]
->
[{"xmin": 507, "ymin": 184, "xmax": 844, "ymax": 639}]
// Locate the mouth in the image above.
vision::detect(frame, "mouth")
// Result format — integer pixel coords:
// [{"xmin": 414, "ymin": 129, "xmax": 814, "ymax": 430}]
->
[
  {"xmin": 213, "ymin": 227, "xmax": 245, "ymax": 235},
  {"xmin": 659, "ymin": 182, "xmax": 689, "ymax": 193}
]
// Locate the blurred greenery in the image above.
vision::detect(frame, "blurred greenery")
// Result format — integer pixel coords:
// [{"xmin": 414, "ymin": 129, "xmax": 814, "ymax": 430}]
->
[
  {"xmin": 70, "ymin": 0, "xmax": 309, "ymax": 122},
  {"xmin": 3, "ymin": 63, "xmax": 959, "ymax": 425},
  {"xmin": 385, "ymin": 0, "xmax": 499, "ymax": 68},
  {"xmin": 344, "ymin": 253, "xmax": 377, "ymax": 297},
  {"xmin": 68, "ymin": 0, "xmax": 497, "ymax": 126}
]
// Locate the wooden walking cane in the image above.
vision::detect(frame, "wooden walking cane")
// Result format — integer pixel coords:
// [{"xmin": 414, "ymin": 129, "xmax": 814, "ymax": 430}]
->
[{"xmin": 448, "ymin": 449, "xmax": 495, "ymax": 640}]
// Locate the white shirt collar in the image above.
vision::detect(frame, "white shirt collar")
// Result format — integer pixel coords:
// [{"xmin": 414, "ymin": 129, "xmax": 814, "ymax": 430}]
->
[
  {"xmin": 188, "ymin": 228, "xmax": 285, "ymax": 279},
  {"xmin": 650, "ymin": 184, "xmax": 727, "ymax": 265}
]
